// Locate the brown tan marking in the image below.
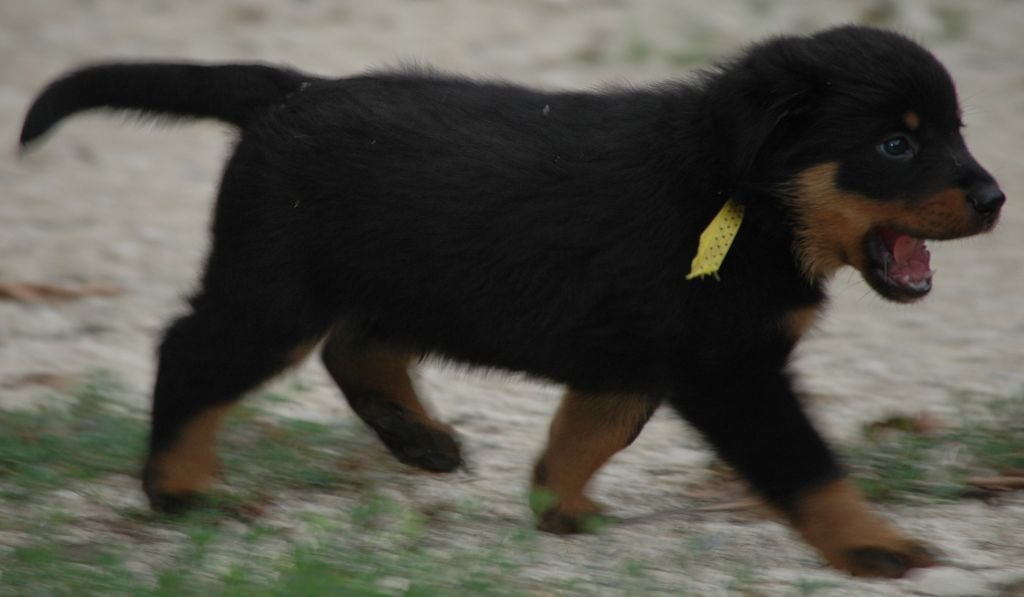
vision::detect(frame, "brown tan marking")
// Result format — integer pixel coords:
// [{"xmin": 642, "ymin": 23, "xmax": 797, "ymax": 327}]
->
[
  {"xmin": 320, "ymin": 328, "xmax": 460, "ymax": 471},
  {"xmin": 147, "ymin": 404, "xmax": 233, "ymax": 495},
  {"xmin": 792, "ymin": 478, "xmax": 936, "ymax": 577},
  {"xmin": 533, "ymin": 390, "xmax": 658, "ymax": 533},
  {"xmin": 286, "ymin": 339, "xmax": 320, "ymax": 367},
  {"xmin": 781, "ymin": 306, "xmax": 821, "ymax": 341},
  {"xmin": 902, "ymin": 111, "xmax": 920, "ymax": 131},
  {"xmin": 786, "ymin": 162, "xmax": 978, "ymax": 281},
  {"xmin": 321, "ymin": 332, "xmax": 430, "ymax": 418}
]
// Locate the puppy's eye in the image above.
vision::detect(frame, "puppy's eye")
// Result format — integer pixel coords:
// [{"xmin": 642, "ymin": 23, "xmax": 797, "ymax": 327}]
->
[{"xmin": 878, "ymin": 135, "xmax": 915, "ymax": 159}]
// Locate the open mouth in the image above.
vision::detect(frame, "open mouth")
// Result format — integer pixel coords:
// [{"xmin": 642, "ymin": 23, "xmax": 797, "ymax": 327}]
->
[{"xmin": 864, "ymin": 226, "xmax": 934, "ymax": 300}]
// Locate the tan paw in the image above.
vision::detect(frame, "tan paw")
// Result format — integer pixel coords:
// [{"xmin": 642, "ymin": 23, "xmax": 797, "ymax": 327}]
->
[
  {"xmin": 834, "ymin": 541, "xmax": 938, "ymax": 578},
  {"xmin": 530, "ymin": 489, "xmax": 606, "ymax": 534},
  {"xmin": 793, "ymin": 479, "xmax": 939, "ymax": 578},
  {"xmin": 141, "ymin": 451, "xmax": 219, "ymax": 513}
]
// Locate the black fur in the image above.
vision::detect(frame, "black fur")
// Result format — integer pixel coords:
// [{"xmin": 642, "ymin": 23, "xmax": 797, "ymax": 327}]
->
[
  {"xmin": 21, "ymin": 25, "xmax": 1002, "ymax": 574},
  {"xmin": 20, "ymin": 62, "xmax": 309, "ymax": 147}
]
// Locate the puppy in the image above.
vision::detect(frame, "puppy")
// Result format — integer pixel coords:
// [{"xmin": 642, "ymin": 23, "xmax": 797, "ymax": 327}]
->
[{"xmin": 20, "ymin": 25, "xmax": 1003, "ymax": 578}]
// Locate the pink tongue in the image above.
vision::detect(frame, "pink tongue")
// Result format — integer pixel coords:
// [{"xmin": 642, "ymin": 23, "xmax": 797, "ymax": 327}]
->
[{"xmin": 889, "ymin": 234, "xmax": 932, "ymax": 282}]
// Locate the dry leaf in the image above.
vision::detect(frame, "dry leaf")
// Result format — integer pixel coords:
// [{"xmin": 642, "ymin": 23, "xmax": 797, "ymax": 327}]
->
[
  {"xmin": 911, "ymin": 411, "xmax": 944, "ymax": 434},
  {"xmin": 965, "ymin": 476, "xmax": 1024, "ymax": 491},
  {"xmin": 696, "ymin": 498, "xmax": 764, "ymax": 512},
  {"xmin": 864, "ymin": 411, "xmax": 944, "ymax": 439},
  {"xmin": 0, "ymin": 282, "xmax": 121, "ymax": 303},
  {"xmin": 2, "ymin": 372, "xmax": 76, "ymax": 391}
]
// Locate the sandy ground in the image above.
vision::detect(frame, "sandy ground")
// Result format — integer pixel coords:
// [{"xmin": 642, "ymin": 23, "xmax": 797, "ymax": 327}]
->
[{"xmin": 2, "ymin": 0, "xmax": 1024, "ymax": 595}]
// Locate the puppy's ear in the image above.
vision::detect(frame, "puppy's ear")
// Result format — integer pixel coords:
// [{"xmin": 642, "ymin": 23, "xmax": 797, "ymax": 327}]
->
[
  {"xmin": 733, "ymin": 86, "xmax": 814, "ymax": 179},
  {"xmin": 706, "ymin": 38, "xmax": 820, "ymax": 184}
]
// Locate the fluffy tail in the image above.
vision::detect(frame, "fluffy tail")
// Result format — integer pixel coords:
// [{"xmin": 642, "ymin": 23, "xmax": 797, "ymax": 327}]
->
[{"xmin": 19, "ymin": 62, "xmax": 312, "ymax": 149}]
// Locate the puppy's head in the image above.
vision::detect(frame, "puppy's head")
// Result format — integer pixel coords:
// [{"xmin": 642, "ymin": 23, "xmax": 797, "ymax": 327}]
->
[{"xmin": 710, "ymin": 25, "xmax": 1004, "ymax": 302}]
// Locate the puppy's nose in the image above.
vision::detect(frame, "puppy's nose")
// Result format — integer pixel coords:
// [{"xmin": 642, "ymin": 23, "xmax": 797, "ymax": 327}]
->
[{"xmin": 967, "ymin": 183, "xmax": 1006, "ymax": 215}]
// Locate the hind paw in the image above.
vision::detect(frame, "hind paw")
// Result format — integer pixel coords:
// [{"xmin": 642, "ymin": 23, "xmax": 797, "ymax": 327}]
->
[
  {"xmin": 142, "ymin": 459, "xmax": 213, "ymax": 513},
  {"xmin": 531, "ymin": 491, "xmax": 607, "ymax": 534},
  {"xmin": 836, "ymin": 541, "xmax": 938, "ymax": 578},
  {"xmin": 375, "ymin": 418, "xmax": 463, "ymax": 472}
]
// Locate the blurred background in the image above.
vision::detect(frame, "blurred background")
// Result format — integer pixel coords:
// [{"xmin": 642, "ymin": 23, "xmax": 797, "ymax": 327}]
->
[{"xmin": 1, "ymin": 1, "xmax": 1022, "ymax": 595}]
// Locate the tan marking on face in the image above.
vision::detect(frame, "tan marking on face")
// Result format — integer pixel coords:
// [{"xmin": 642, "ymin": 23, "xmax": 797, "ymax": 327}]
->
[
  {"xmin": 903, "ymin": 111, "xmax": 920, "ymax": 131},
  {"xmin": 786, "ymin": 163, "xmax": 979, "ymax": 281},
  {"xmin": 787, "ymin": 163, "xmax": 894, "ymax": 279},
  {"xmin": 913, "ymin": 188, "xmax": 974, "ymax": 237},
  {"xmin": 148, "ymin": 404, "xmax": 233, "ymax": 495}
]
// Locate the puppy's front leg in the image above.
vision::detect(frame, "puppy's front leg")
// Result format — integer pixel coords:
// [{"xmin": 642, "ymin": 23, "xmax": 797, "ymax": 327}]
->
[{"xmin": 671, "ymin": 368, "xmax": 936, "ymax": 578}]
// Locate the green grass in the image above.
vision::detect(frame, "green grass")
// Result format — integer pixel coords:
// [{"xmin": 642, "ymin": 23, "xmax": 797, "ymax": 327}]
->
[
  {"xmin": 5, "ymin": 543, "xmax": 144, "ymax": 596},
  {"xmin": 571, "ymin": 29, "xmax": 710, "ymax": 69},
  {"xmin": 2, "ymin": 373, "xmax": 1021, "ymax": 595},
  {"xmin": 861, "ymin": 0, "xmax": 900, "ymax": 27},
  {"xmin": 792, "ymin": 577, "xmax": 840, "ymax": 596},
  {"xmin": 844, "ymin": 393, "xmax": 1024, "ymax": 501},
  {"xmin": 0, "ymin": 371, "xmax": 146, "ymax": 500},
  {"xmin": 3, "ymin": 513, "xmax": 540, "ymax": 596},
  {"xmin": 0, "ymin": 372, "xmax": 547, "ymax": 596},
  {"xmin": 933, "ymin": 4, "xmax": 971, "ymax": 40}
]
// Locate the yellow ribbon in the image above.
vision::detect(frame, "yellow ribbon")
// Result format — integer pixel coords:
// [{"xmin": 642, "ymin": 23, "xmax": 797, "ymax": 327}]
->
[{"xmin": 686, "ymin": 198, "xmax": 744, "ymax": 280}]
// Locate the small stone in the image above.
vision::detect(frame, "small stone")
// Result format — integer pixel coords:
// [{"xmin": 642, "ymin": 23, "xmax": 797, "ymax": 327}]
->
[
  {"xmin": 376, "ymin": 576, "xmax": 410, "ymax": 593},
  {"xmin": 911, "ymin": 566, "xmax": 989, "ymax": 597}
]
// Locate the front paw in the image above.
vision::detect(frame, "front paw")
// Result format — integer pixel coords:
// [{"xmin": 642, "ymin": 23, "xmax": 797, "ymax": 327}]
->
[
  {"xmin": 838, "ymin": 541, "xmax": 938, "ymax": 578},
  {"xmin": 793, "ymin": 479, "xmax": 939, "ymax": 578}
]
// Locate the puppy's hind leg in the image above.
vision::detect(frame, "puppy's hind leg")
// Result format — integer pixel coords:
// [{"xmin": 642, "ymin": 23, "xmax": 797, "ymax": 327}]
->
[
  {"xmin": 321, "ymin": 327, "xmax": 462, "ymax": 472},
  {"xmin": 531, "ymin": 390, "xmax": 661, "ymax": 533},
  {"xmin": 143, "ymin": 299, "xmax": 322, "ymax": 512}
]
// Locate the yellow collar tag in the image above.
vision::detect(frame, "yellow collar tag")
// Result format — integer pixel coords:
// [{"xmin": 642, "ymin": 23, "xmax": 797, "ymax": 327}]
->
[{"xmin": 686, "ymin": 198, "xmax": 744, "ymax": 280}]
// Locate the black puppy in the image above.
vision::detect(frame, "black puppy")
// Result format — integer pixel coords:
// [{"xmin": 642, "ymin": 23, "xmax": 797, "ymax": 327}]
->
[{"xmin": 20, "ymin": 25, "xmax": 1003, "ymax": 578}]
